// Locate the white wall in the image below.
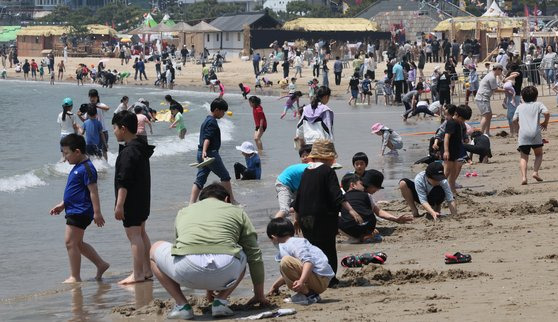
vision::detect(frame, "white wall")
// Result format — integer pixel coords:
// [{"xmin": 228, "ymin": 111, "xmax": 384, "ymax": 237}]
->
[{"xmin": 263, "ymin": 0, "xmax": 298, "ymax": 13}]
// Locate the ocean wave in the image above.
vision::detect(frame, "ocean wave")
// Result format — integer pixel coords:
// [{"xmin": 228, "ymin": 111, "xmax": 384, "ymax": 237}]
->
[{"xmin": 0, "ymin": 172, "xmax": 47, "ymax": 192}]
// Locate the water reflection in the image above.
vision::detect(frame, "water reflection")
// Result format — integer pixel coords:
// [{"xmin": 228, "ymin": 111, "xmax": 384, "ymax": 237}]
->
[
  {"xmin": 118, "ymin": 281, "xmax": 154, "ymax": 309},
  {"xmin": 69, "ymin": 282, "xmax": 111, "ymax": 322}
]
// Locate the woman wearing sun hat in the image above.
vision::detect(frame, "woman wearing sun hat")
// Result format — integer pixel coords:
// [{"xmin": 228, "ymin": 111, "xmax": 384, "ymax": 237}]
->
[
  {"xmin": 371, "ymin": 123, "xmax": 403, "ymax": 156},
  {"xmin": 293, "ymin": 139, "xmax": 361, "ymax": 287}
]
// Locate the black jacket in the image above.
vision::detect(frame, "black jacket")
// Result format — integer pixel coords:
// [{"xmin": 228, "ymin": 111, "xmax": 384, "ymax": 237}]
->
[{"xmin": 115, "ymin": 138, "xmax": 155, "ymax": 218}]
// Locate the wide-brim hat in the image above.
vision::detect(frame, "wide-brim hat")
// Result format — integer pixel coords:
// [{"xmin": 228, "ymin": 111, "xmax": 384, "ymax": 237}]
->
[
  {"xmin": 371, "ymin": 122, "xmax": 386, "ymax": 134},
  {"xmin": 236, "ymin": 141, "xmax": 258, "ymax": 154},
  {"xmin": 308, "ymin": 139, "xmax": 337, "ymax": 160}
]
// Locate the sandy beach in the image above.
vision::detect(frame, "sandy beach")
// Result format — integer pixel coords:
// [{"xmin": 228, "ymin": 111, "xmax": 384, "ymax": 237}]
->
[{"xmin": 3, "ymin": 55, "xmax": 558, "ymax": 321}]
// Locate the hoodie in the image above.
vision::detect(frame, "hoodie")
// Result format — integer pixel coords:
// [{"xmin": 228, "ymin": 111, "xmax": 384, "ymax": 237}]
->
[
  {"xmin": 296, "ymin": 103, "xmax": 334, "ymax": 144},
  {"xmin": 114, "ymin": 138, "xmax": 155, "ymax": 219}
]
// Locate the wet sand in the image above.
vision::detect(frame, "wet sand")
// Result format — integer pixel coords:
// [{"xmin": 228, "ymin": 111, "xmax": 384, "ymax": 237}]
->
[{"xmin": 3, "ymin": 56, "xmax": 558, "ymax": 321}]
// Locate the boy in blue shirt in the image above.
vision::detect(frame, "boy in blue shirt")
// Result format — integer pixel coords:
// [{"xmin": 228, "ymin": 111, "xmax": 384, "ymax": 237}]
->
[
  {"xmin": 49, "ymin": 134, "xmax": 109, "ymax": 283},
  {"xmin": 189, "ymin": 98, "xmax": 236, "ymax": 204},
  {"xmin": 274, "ymin": 145, "xmax": 312, "ymax": 218},
  {"xmin": 233, "ymin": 141, "xmax": 261, "ymax": 180},
  {"xmin": 80, "ymin": 105, "xmax": 106, "ymax": 158},
  {"xmin": 267, "ymin": 218, "xmax": 334, "ymax": 305}
]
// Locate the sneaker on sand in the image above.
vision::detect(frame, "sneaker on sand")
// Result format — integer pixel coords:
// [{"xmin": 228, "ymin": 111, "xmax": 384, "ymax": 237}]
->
[
  {"xmin": 307, "ymin": 292, "xmax": 322, "ymax": 305},
  {"xmin": 167, "ymin": 304, "xmax": 194, "ymax": 320},
  {"xmin": 212, "ymin": 299, "xmax": 234, "ymax": 317},
  {"xmin": 290, "ymin": 293, "xmax": 309, "ymax": 305}
]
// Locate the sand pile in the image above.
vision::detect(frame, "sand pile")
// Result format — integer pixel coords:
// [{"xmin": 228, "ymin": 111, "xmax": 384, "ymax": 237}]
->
[{"xmin": 339, "ymin": 265, "xmax": 489, "ymax": 287}]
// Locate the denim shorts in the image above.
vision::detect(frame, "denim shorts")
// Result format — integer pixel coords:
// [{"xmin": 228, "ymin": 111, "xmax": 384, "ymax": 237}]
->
[
  {"xmin": 275, "ymin": 180, "xmax": 294, "ymax": 216},
  {"xmin": 194, "ymin": 150, "xmax": 231, "ymax": 189},
  {"xmin": 154, "ymin": 242, "xmax": 246, "ymax": 291}
]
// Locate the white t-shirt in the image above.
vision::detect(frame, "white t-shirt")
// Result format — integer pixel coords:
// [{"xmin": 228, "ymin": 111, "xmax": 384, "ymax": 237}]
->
[
  {"xmin": 57, "ymin": 112, "xmax": 75, "ymax": 136},
  {"xmin": 95, "ymin": 102, "xmax": 109, "ymax": 131},
  {"xmin": 114, "ymin": 103, "xmax": 129, "ymax": 114},
  {"xmin": 513, "ymin": 102, "xmax": 549, "ymax": 146},
  {"xmin": 428, "ymin": 101, "xmax": 442, "ymax": 114}
]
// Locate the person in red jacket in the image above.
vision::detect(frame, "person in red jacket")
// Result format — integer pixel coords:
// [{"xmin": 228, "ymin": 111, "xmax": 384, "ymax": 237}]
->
[{"xmin": 249, "ymin": 96, "xmax": 267, "ymax": 151}]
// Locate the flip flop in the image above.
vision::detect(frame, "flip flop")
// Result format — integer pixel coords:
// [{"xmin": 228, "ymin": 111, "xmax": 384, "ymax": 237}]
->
[
  {"xmin": 189, "ymin": 157, "xmax": 215, "ymax": 168},
  {"xmin": 444, "ymin": 252, "xmax": 472, "ymax": 264},
  {"xmin": 331, "ymin": 163, "xmax": 343, "ymax": 170}
]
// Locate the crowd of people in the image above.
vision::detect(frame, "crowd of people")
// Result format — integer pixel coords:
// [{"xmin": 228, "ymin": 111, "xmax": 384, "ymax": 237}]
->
[{"xmin": 37, "ymin": 30, "xmax": 554, "ymax": 320}]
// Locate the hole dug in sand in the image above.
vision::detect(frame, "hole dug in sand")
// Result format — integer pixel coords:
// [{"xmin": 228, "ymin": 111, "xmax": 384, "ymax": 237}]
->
[{"xmin": 339, "ymin": 265, "xmax": 490, "ymax": 287}]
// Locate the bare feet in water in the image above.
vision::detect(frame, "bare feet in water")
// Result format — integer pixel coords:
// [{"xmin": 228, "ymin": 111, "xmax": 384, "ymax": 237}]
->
[
  {"xmin": 96, "ymin": 262, "xmax": 110, "ymax": 280},
  {"xmin": 118, "ymin": 273, "xmax": 147, "ymax": 285},
  {"xmin": 63, "ymin": 276, "xmax": 81, "ymax": 283}
]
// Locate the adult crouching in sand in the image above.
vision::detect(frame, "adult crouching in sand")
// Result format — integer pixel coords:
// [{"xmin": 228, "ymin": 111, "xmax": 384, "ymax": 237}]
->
[{"xmin": 150, "ymin": 183, "xmax": 268, "ymax": 320}]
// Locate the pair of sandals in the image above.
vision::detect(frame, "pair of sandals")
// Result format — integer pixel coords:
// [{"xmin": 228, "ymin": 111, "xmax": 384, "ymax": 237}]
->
[{"xmin": 341, "ymin": 252, "xmax": 387, "ymax": 268}]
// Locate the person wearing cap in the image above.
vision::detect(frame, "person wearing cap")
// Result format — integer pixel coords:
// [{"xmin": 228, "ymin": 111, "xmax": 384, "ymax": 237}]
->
[
  {"xmin": 340, "ymin": 172, "xmax": 412, "ymax": 243},
  {"xmin": 233, "ymin": 141, "xmax": 261, "ymax": 180},
  {"xmin": 292, "ymin": 139, "xmax": 361, "ymax": 286},
  {"xmin": 399, "ymin": 162, "xmax": 457, "ymax": 220},
  {"xmin": 474, "ymin": 63, "xmax": 506, "ymax": 136},
  {"xmin": 57, "ymin": 98, "xmax": 80, "ymax": 160},
  {"xmin": 371, "ymin": 122, "xmax": 403, "ymax": 156}
]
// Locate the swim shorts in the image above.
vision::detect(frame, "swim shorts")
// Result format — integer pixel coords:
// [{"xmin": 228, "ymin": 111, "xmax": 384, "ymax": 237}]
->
[{"xmin": 66, "ymin": 214, "xmax": 93, "ymax": 230}]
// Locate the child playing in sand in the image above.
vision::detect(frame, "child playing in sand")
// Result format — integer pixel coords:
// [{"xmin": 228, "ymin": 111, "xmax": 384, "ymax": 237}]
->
[
  {"xmin": 513, "ymin": 86, "xmax": 550, "ymax": 185},
  {"xmin": 351, "ymin": 152, "xmax": 368, "ymax": 177},
  {"xmin": 274, "ymin": 145, "xmax": 312, "ymax": 218},
  {"xmin": 280, "ymin": 91, "xmax": 302, "ymax": 119},
  {"xmin": 340, "ymin": 172, "xmax": 413, "ymax": 243},
  {"xmin": 233, "ymin": 141, "xmax": 261, "ymax": 180},
  {"xmin": 443, "ymin": 104, "xmax": 472, "ymax": 194},
  {"xmin": 371, "ymin": 123, "xmax": 403, "ymax": 156},
  {"xmin": 49, "ymin": 134, "xmax": 109, "ymax": 283},
  {"xmin": 169, "ymin": 104, "xmax": 187, "ymax": 139},
  {"xmin": 399, "ymin": 162, "xmax": 457, "ymax": 220},
  {"xmin": 267, "ymin": 217, "xmax": 334, "ymax": 305},
  {"xmin": 112, "ymin": 111, "xmax": 154, "ymax": 285},
  {"xmin": 239, "ymin": 83, "xmax": 251, "ymax": 99},
  {"xmin": 249, "ymin": 96, "xmax": 266, "ymax": 150}
]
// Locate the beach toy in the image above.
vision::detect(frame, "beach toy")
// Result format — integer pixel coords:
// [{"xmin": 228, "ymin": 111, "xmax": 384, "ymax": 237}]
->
[
  {"xmin": 227, "ymin": 111, "xmax": 233, "ymax": 116},
  {"xmin": 471, "ymin": 171, "xmax": 478, "ymax": 177},
  {"xmin": 444, "ymin": 252, "xmax": 472, "ymax": 264},
  {"xmin": 184, "ymin": 108, "xmax": 189, "ymax": 113},
  {"xmin": 465, "ymin": 172, "xmax": 471, "ymax": 177}
]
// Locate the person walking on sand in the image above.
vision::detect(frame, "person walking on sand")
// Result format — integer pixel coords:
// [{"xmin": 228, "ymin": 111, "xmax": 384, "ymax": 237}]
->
[
  {"xmin": 513, "ymin": 86, "xmax": 550, "ymax": 185},
  {"xmin": 57, "ymin": 60, "xmax": 65, "ymax": 81},
  {"xmin": 49, "ymin": 134, "xmax": 110, "ymax": 283}
]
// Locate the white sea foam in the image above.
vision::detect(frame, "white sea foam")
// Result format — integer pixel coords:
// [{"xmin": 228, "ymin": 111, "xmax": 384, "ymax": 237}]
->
[{"xmin": 0, "ymin": 172, "xmax": 47, "ymax": 192}]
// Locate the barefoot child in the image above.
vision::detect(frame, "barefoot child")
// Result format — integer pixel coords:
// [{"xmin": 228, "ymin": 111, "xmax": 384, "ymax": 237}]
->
[
  {"xmin": 274, "ymin": 145, "xmax": 312, "ymax": 218},
  {"xmin": 340, "ymin": 172, "xmax": 413, "ymax": 243},
  {"xmin": 399, "ymin": 162, "xmax": 457, "ymax": 220},
  {"xmin": 371, "ymin": 123, "xmax": 403, "ymax": 156},
  {"xmin": 279, "ymin": 91, "xmax": 302, "ymax": 119},
  {"xmin": 112, "ymin": 111, "xmax": 155, "ymax": 284},
  {"xmin": 239, "ymin": 83, "xmax": 251, "ymax": 99},
  {"xmin": 249, "ymin": 96, "xmax": 266, "ymax": 150},
  {"xmin": 267, "ymin": 217, "xmax": 334, "ymax": 305},
  {"xmin": 49, "ymin": 134, "xmax": 109, "ymax": 283},
  {"xmin": 169, "ymin": 105, "xmax": 187, "ymax": 139},
  {"xmin": 443, "ymin": 104, "xmax": 472, "ymax": 194},
  {"xmin": 217, "ymin": 80, "xmax": 225, "ymax": 98},
  {"xmin": 234, "ymin": 141, "xmax": 261, "ymax": 180},
  {"xmin": 80, "ymin": 106, "xmax": 107, "ymax": 158},
  {"xmin": 513, "ymin": 86, "xmax": 550, "ymax": 185},
  {"xmin": 57, "ymin": 98, "xmax": 79, "ymax": 160}
]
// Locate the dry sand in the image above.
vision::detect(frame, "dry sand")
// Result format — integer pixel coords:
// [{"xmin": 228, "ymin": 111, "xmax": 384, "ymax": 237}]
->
[{"xmin": 6, "ymin": 55, "xmax": 558, "ymax": 321}]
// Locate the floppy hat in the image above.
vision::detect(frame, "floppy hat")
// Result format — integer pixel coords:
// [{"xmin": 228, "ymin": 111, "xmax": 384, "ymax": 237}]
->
[
  {"xmin": 307, "ymin": 139, "xmax": 337, "ymax": 160},
  {"xmin": 371, "ymin": 122, "xmax": 386, "ymax": 134},
  {"xmin": 425, "ymin": 162, "xmax": 446, "ymax": 181},
  {"xmin": 62, "ymin": 97, "xmax": 73, "ymax": 107},
  {"xmin": 236, "ymin": 141, "xmax": 258, "ymax": 154},
  {"xmin": 362, "ymin": 169, "xmax": 384, "ymax": 189}
]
